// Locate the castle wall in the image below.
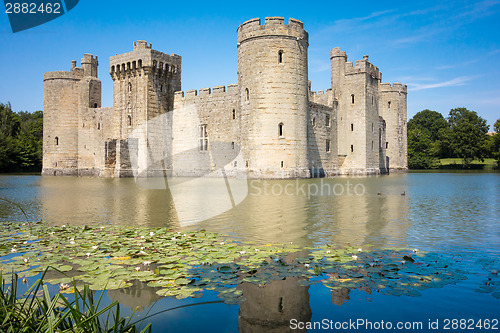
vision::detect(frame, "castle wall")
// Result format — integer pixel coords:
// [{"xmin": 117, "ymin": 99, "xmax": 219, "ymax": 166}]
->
[
  {"xmin": 42, "ymin": 69, "xmax": 83, "ymax": 175},
  {"xmin": 237, "ymin": 17, "xmax": 310, "ymax": 179},
  {"xmin": 331, "ymin": 49, "xmax": 383, "ymax": 175},
  {"xmin": 42, "ymin": 18, "xmax": 407, "ymax": 179},
  {"xmin": 379, "ymin": 83, "xmax": 408, "ymax": 171},
  {"xmin": 308, "ymin": 102, "xmax": 338, "ymax": 177},
  {"xmin": 109, "ymin": 41, "xmax": 181, "ymax": 177},
  {"xmin": 171, "ymin": 85, "xmax": 241, "ymax": 177},
  {"xmin": 77, "ymin": 106, "xmax": 113, "ymax": 176}
]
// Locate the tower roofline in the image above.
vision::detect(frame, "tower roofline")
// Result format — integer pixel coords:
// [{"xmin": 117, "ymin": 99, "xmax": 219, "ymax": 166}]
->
[{"xmin": 237, "ymin": 17, "xmax": 308, "ymax": 45}]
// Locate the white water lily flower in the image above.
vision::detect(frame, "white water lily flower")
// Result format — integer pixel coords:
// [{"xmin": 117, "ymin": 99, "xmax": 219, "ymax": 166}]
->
[
  {"xmin": 240, "ymin": 251, "xmax": 246, "ymax": 255},
  {"xmin": 255, "ymin": 249, "xmax": 260, "ymax": 252},
  {"xmin": 171, "ymin": 237, "xmax": 177, "ymax": 241},
  {"xmin": 413, "ymin": 249, "xmax": 419, "ymax": 253},
  {"xmin": 305, "ymin": 263, "xmax": 310, "ymax": 269},
  {"xmin": 61, "ymin": 225, "xmax": 66, "ymax": 228},
  {"xmin": 59, "ymin": 283, "xmax": 70, "ymax": 290},
  {"xmin": 23, "ymin": 258, "xmax": 29, "ymax": 263},
  {"xmin": 23, "ymin": 241, "xmax": 28, "ymax": 244},
  {"xmin": 149, "ymin": 232, "xmax": 155, "ymax": 236},
  {"xmin": 220, "ymin": 242, "xmax": 225, "ymax": 245},
  {"xmin": 326, "ymin": 250, "xmax": 331, "ymax": 254},
  {"xmin": 22, "ymin": 278, "xmax": 28, "ymax": 284},
  {"xmin": 92, "ymin": 245, "xmax": 98, "ymax": 250},
  {"xmin": 135, "ymin": 267, "xmax": 141, "ymax": 271},
  {"xmin": 352, "ymin": 255, "xmax": 358, "ymax": 260},
  {"xmin": 177, "ymin": 231, "xmax": 181, "ymax": 234},
  {"xmin": 139, "ymin": 250, "xmax": 147, "ymax": 255},
  {"xmin": 140, "ymin": 236, "xmax": 145, "ymax": 239},
  {"xmin": 86, "ymin": 253, "xmax": 91, "ymax": 257},
  {"xmin": 10, "ymin": 248, "xmax": 17, "ymax": 253},
  {"xmin": 140, "ymin": 247, "xmax": 146, "ymax": 250},
  {"xmin": 401, "ymin": 260, "xmax": 406, "ymax": 265},
  {"xmin": 69, "ymin": 241, "xmax": 75, "ymax": 245},
  {"xmin": 143, "ymin": 261, "xmax": 152, "ymax": 266},
  {"xmin": 358, "ymin": 248, "xmax": 363, "ymax": 253},
  {"xmin": 69, "ymin": 238, "xmax": 74, "ymax": 241}
]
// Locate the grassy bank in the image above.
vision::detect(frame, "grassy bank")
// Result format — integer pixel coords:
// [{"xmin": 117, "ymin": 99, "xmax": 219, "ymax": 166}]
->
[{"xmin": 439, "ymin": 158, "xmax": 497, "ymax": 170}]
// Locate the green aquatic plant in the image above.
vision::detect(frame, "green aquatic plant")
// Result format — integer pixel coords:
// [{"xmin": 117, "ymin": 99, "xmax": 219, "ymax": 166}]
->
[
  {"xmin": 0, "ymin": 221, "xmax": 494, "ymax": 305},
  {"xmin": 0, "ymin": 269, "xmax": 152, "ymax": 332}
]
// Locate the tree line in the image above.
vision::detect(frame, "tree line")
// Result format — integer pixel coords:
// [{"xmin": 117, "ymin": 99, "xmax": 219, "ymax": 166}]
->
[
  {"xmin": 0, "ymin": 103, "xmax": 43, "ymax": 172},
  {"xmin": 408, "ymin": 107, "xmax": 500, "ymax": 169}
]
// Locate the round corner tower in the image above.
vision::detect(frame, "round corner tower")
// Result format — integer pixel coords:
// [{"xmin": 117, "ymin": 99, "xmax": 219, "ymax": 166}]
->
[
  {"xmin": 42, "ymin": 63, "xmax": 83, "ymax": 176},
  {"xmin": 237, "ymin": 17, "xmax": 310, "ymax": 179}
]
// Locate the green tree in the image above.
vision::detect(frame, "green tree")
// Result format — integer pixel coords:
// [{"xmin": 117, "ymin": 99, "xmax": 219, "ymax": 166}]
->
[
  {"xmin": 0, "ymin": 103, "xmax": 20, "ymax": 170},
  {"xmin": 407, "ymin": 109, "xmax": 447, "ymax": 168},
  {"xmin": 0, "ymin": 103, "xmax": 43, "ymax": 172},
  {"xmin": 408, "ymin": 128, "xmax": 439, "ymax": 169},
  {"xmin": 408, "ymin": 109, "xmax": 448, "ymax": 142},
  {"xmin": 492, "ymin": 118, "xmax": 500, "ymax": 167},
  {"xmin": 447, "ymin": 107, "xmax": 489, "ymax": 167}
]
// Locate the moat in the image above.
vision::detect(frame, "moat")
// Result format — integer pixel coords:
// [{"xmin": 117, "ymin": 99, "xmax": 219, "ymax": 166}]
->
[{"xmin": 0, "ymin": 172, "xmax": 499, "ymax": 332}]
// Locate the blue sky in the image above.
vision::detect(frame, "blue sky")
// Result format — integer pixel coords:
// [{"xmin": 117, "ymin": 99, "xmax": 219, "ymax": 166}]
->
[{"xmin": 0, "ymin": 0, "xmax": 499, "ymax": 127}]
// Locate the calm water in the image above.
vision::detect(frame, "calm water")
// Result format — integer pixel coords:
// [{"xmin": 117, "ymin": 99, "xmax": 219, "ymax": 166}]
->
[{"xmin": 1, "ymin": 173, "xmax": 499, "ymax": 332}]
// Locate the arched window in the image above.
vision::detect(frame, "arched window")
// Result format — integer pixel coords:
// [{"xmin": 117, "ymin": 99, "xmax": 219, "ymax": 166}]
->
[
  {"xmin": 312, "ymin": 117, "xmax": 316, "ymax": 128},
  {"xmin": 94, "ymin": 103, "xmax": 97, "ymax": 108},
  {"xmin": 278, "ymin": 122, "xmax": 284, "ymax": 137},
  {"xmin": 388, "ymin": 101, "xmax": 391, "ymax": 109},
  {"xmin": 278, "ymin": 50, "xmax": 283, "ymax": 64},
  {"xmin": 128, "ymin": 115, "xmax": 132, "ymax": 126},
  {"xmin": 111, "ymin": 65, "xmax": 115, "ymax": 73},
  {"xmin": 372, "ymin": 123, "xmax": 374, "ymax": 132},
  {"xmin": 326, "ymin": 139, "xmax": 331, "ymax": 152},
  {"xmin": 232, "ymin": 109, "xmax": 235, "ymax": 120},
  {"xmin": 55, "ymin": 137, "xmax": 59, "ymax": 146},
  {"xmin": 351, "ymin": 123, "xmax": 354, "ymax": 131},
  {"xmin": 351, "ymin": 94, "xmax": 355, "ymax": 104},
  {"xmin": 160, "ymin": 84, "xmax": 163, "ymax": 93},
  {"xmin": 372, "ymin": 141, "xmax": 374, "ymax": 151},
  {"xmin": 138, "ymin": 59, "xmax": 142, "ymax": 68},
  {"xmin": 280, "ymin": 161, "xmax": 284, "ymax": 168},
  {"xmin": 351, "ymin": 145, "xmax": 354, "ymax": 153},
  {"xmin": 245, "ymin": 88, "xmax": 249, "ymax": 101},
  {"xmin": 97, "ymin": 123, "xmax": 100, "ymax": 130},
  {"xmin": 326, "ymin": 114, "xmax": 331, "ymax": 127}
]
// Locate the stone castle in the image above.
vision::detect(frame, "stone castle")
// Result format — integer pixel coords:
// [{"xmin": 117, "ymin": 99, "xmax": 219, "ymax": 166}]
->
[{"xmin": 42, "ymin": 17, "xmax": 407, "ymax": 179}]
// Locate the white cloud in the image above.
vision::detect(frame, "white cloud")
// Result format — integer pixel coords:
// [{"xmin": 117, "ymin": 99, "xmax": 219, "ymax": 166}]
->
[{"xmin": 408, "ymin": 76, "xmax": 475, "ymax": 91}]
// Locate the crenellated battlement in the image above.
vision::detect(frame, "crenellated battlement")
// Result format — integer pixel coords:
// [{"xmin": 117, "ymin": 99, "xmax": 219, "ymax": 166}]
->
[
  {"xmin": 379, "ymin": 82, "xmax": 407, "ymax": 93},
  {"xmin": 309, "ymin": 88, "xmax": 334, "ymax": 107},
  {"xmin": 133, "ymin": 40, "xmax": 151, "ymax": 50},
  {"xmin": 110, "ymin": 41, "xmax": 181, "ymax": 80},
  {"xmin": 174, "ymin": 84, "xmax": 238, "ymax": 102},
  {"xmin": 237, "ymin": 17, "xmax": 308, "ymax": 45},
  {"xmin": 331, "ymin": 48, "xmax": 382, "ymax": 80},
  {"xmin": 43, "ymin": 70, "xmax": 83, "ymax": 81},
  {"xmin": 330, "ymin": 47, "xmax": 347, "ymax": 59},
  {"xmin": 345, "ymin": 55, "xmax": 381, "ymax": 79}
]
